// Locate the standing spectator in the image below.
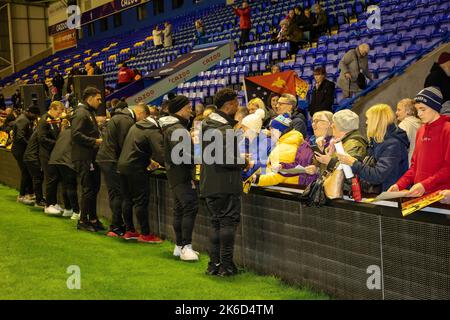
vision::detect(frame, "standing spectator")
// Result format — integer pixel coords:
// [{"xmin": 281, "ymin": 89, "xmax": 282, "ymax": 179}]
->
[
  {"xmin": 233, "ymin": 1, "xmax": 251, "ymax": 48},
  {"xmin": 389, "ymin": 87, "xmax": 450, "ymax": 196},
  {"xmin": 152, "ymin": 25, "xmax": 163, "ymax": 49},
  {"xmin": 247, "ymin": 97, "xmax": 274, "ymax": 128},
  {"xmin": 0, "ymin": 93, "xmax": 6, "ymax": 110},
  {"xmin": 396, "ymin": 98, "xmax": 422, "ymax": 165},
  {"xmin": 97, "ymin": 103, "xmax": 150, "ymax": 238},
  {"xmin": 313, "ymin": 2, "xmax": 328, "ymax": 38},
  {"xmin": 275, "ymin": 93, "xmax": 307, "ymax": 138},
  {"xmin": 337, "ymin": 43, "xmax": 372, "ymax": 98},
  {"xmin": 285, "ymin": 10, "xmax": 303, "ymax": 57},
  {"xmin": 309, "ymin": 66, "xmax": 336, "ymax": 116},
  {"xmin": 424, "ymin": 52, "xmax": 450, "ymax": 104},
  {"xmin": 200, "ymin": 88, "xmax": 247, "ymax": 277},
  {"xmin": 159, "ymin": 95, "xmax": 199, "ymax": 260},
  {"xmin": 299, "ymin": 6, "xmax": 315, "ymax": 44},
  {"xmin": 11, "ymin": 89, "xmax": 21, "ymax": 109},
  {"xmin": 163, "ymin": 21, "xmax": 173, "ymax": 48},
  {"xmin": 85, "ymin": 62, "xmax": 103, "ymax": 76},
  {"xmin": 71, "ymin": 87, "xmax": 104, "ymax": 232},
  {"xmin": 11, "ymin": 105, "xmax": 40, "ymax": 204},
  {"xmin": 117, "ymin": 107, "xmax": 165, "ymax": 243},
  {"xmin": 37, "ymin": 101, "xmax": 65, "ymax": 215},
  {"xmin": 49, "ymin": 122, "xmax": 80, "ymax": 220},
  {"xmin": 52, "ymin": 71, "xmax": 64, "ymax": 99},
  {"xmin": 337, "ymin": 104, "xmax": 409, "ymax": 192},
  {"xmin": 194, "ymin": 19, "xmax": 207, "ymax": 45},
  {"xmin": 116, "ymin": 62, "xmax": 135, "ymax": 89}
]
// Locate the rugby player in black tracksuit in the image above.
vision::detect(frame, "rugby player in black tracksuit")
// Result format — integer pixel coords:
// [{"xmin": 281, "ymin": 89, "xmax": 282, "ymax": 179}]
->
[{"xmin": 96, "ymin": 103, "xmax": 150, "ymax": 237}]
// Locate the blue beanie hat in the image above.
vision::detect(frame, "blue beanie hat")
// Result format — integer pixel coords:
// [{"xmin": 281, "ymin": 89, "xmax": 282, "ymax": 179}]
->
[
  {"xmin": 414, "ymin": 87, "xmax": 443, "ymax": 113},
  {"xmin": 270, "ymin": 114, "xmax": 292, "ymax": 134}
]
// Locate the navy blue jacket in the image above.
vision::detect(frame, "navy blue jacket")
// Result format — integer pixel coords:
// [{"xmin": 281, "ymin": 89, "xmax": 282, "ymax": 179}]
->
[{"xmin": 352, "ymin": 124, "xmax": 409, "ymax": 191}]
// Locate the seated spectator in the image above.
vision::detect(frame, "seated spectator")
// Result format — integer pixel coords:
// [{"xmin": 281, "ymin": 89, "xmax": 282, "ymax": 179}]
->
[
  {"xmin": 153, "ymin": 25, "xmax": 163, "ymax": 49},
  {"xmin": 337, "ymin": 44, "xmax": 372, "ymax": 98},
  {"xmin": 424, "ymin": 52, "xmax": 450, "ymax": 104},
  {"xmin": 337, "ymin": 104, "xmax": 409, "ymax": 192},
  {"xmin": 252, "ymin": 114, "xmax": 303, "ymax": 186},
  {"xmin": 309, "ymin": 66, "xmax": 336, "ymax": 116},
  {"xmin": 275, "ymin": 93, "xmax": 307, "ymax": 138},
  {"xmin": 389, "ymin": 87, "xmax": 450, "ymax": 196},
  {"xmin": 314, "ymin": 109, "xmax": 367, "ymax": 173},
  {"xmin": 396, "ymin": 98, "xmax": 422, "ymax": 165},
  {"xmin": 267, "ymin": 93, "xmax": 280, "ymax": 116},
  {"xmin": 117, "ymin": 62, "xmax": 135, "ymax": 89}
]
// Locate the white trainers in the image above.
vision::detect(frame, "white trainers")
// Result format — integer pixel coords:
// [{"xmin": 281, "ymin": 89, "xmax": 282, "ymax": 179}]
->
[
  {"xmin": 173, "ymin": 245, "xmax": 183, "ymax": 257},
  {"xmin": 17, "ymin": 196, "xmax": 34, "ymax": 206},
  {"xmin": 70, "ymin": 212, "xmax": 80, "ymax": 220},
  {"xmin": 180, "ymin": 245, "xmax": 199, "ymax": 261},
  {"xmin": 44, "ymin": 205, "xmax": 62, "ymax": 216},
  {"xmin": 54, "ymin": 204, "xmax": 64, "ymax": 212},
  {"xmin": 62, "ymin": 209, "xmax": 73, "ymax": 217}
]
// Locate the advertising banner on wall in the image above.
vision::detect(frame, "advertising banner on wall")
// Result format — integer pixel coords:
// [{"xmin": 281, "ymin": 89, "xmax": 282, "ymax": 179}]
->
[{"xmin": 53, "ymin": 29, "xmax": 77, "ymax": 52}]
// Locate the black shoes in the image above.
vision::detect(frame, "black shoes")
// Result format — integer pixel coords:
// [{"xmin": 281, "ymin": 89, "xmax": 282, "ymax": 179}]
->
[
  {"xmin": 91, "ymin": 220, "xmax": 107, "ymax": 232},
  {"xmin": 206, "ymin": 262, "xmax": 221, "ymax": 276},
  {"xmin": 34, "ymin": 199, "xmax": 46, "ymax": 208},
  {"xmin": 77, "ymin": 221, "xmax": 97, "ymax": 232},
  {"xmin": 218, "ymin": 263, "xmax": 239, "ymax": 277}
]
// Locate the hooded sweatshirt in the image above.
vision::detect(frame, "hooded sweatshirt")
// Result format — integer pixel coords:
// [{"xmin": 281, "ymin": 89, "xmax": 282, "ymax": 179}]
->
[
  {"xmin": 398, "ymin": 116, "xmax": 422, "ymax": 165},
  {"xmin": 117, "ymin": 67, "xmax": 135, "ymax": 84},
  {"xmin": 117, "ymin": 116, "xmax": 164, "ymax": 175},
  {"xmin": 396, "ymin": 115, "xmax": 450, "ymax": 193},
  {"xmin": 352, "ymin": 124, "xmax": 410, "ymax": 191}
]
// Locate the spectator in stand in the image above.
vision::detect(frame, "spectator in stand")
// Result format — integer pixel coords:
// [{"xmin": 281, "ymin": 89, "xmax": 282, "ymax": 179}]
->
[
  {"xmin": 395, "ymin": 98, "xmax": 422, "ymax": 165},
  {"xmin": 66, "ymin": 67, "xmax": 81, "ymax": 94},
  {"xmin": 1, "ymin": 107, "xmax": 16, "ymax": 133},
  {"xmin": 163, "ymin": 21, "xmax": 173, "ymax": 48},
  {"xmin": 116, "ymin": 62, "xmax": 135, "ymax": 89},
  {"xmin": 338, "ymin": 104, "xmax": 409, "ymax": 192},
  {"xmin": 52, "ymin": 71, "xmax": 64, "ymax": 99},
  {"xmin": 337, "ymin": 43, "xmax": 372, "ymax": 98},
  {"xmin": 233, "ymin": 1, "xmax": 251, "ymax": 48},
  {"xmin": 299, "ymin": 6, "xmax": 315, "ymax": 44},
  {"xmin": 388, "ymin": 87, "xmax": 450, "ymax": 196},
  {"xmin": 285, "ymin": 10, "xmax": 303, "ymax": 58},
  {"xmin": 253, "ymin": 114, "xmax": 304, "ymax": 186},
  {"xmin": 11, "ymin": 89, "xmax": 21, "ymax": 109},
  {"xmin": 313, "ymin": 2, "xmax": 328, "ymax": 38},
  {"xmin": 267, "ymin": 93, "xmax": 280, "ymax": 116},
  {"xmin": 133, "ymin": 69, "xmax": 142, "ymax": 81},
  {"xmin": 85, "ymin": 62, "xmax": 103, "ymax": 76},
  {"xmin": 271, "ymin": 64, "xmax": 281, "ymax": 74},
  {"xmin": 11, "ymin": 105, "xmax": 40, "ymax": 205},
  {"xmin": 314, "ymin": 109, "xmax": 367, "ymax": 174},
  {"xmin": 194, "ymin": 19, "xmax": 206, "ymax": 45},
  {"xmin": 0, "ymin": 93, "xmax": 5, "ymax": 110},
  {"xmin": 152, "ymin": 25, "xmax": 163, "ymax": 49},
  {"xmin": 234, "ymin": 106, "xmax": 249, "ymax": 131},
  {"xmin": 247, "ymin": 97, "xmax": 275, "ymax": 128},
  {"xmin": 309, "ymin": 66, "xmax": 336, "ymax": 117},
  {"xmin": 275, "ymin": 93, "xmax": 307, "ymax": 138},
  {"xmin": 424, "ymin": 52, "xmax": 450, "ymax": 104},
  {"xmin": 203, "ymin": 105, "xmax": 216, "ymax": 117},
  {"xmin": 31, "ymin": 74, "xmax": 49, "ymax": 97},
  {"xmin": 105, "ymin": 86, "xmax": 114, "ymax": 96},
  {"xmin": 149, "ymin": 106, "xmax": 159, "ymax": 118}
]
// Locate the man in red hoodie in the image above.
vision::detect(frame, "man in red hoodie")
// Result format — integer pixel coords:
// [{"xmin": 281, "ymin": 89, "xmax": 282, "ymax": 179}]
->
[
  {"xmin": 388, "ymin": 87, "xmax": 450, "ymax": 196},
  {"xmin": 117, "ymin": 62, "xmax": 135, "ymax": 89},
  {"xmin": 233, "ymin": 1, "xmax": 251, "ymax": 48}
]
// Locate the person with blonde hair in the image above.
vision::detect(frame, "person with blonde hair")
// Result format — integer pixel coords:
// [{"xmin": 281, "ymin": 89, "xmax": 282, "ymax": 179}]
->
[
  {"xmin": 247, "ymin": 97, "xmax": 274, "ymax": 128},
  {"xmin": 396, "ymin": 98, "xmax": 421, "ymax": 165},
  {"xmin": 337, "ymin": 104, "xmax": 409, "ymax": 192}
]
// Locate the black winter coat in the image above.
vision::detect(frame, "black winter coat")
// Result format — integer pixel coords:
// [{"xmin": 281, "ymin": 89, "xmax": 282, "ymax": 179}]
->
[
  {"xmin": 49, "ymin": 128, "xmax": 75, "ymax": 170},
  {"xmin": 71, "ymin": 103, "xmax": 100, "ymax": 162},
  {"xmin": 11, "ymin": 113, "xmax": 34, "ymax": 157},
  {"xmin": 37, "ymin": 112, "xmax": 61, "ymax": 163},
  {"xmin": 23, "ymin": 130, "xmax": 40, "ymax": 163},
  {"xmin": 117, "ymin": 117, "xmax": 165, "ymax": 174},
  {"xmin": 159, "ymin": 114, "xmax": 194, "ymax": 188},
  {"xmin": 96, "ymin": 108, "xmax": 136, "ymax": 163},
  {"xmin": 291, "ymin": 110, "xmax": 307, "ymax": 138},
  {"xmin": 309, "ymin": 79, "xmax": 335, "ymax": 115},
  {"xmin": 199, "ymin": 111, "xmax": 246, "ymax": 197}
]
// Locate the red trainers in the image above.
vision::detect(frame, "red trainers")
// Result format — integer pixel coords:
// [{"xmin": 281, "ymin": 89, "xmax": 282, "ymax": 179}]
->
[
  {"xmin": 122, "ymin": 231, "xmax": 140, "ymax": 240},
  {"xmin": 138, "ymin": 234, "xmax": 163, "ymax": 244}
]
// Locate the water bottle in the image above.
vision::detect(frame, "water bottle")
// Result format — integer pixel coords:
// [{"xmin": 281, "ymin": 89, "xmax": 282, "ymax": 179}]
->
[{"xmin": 351, "ymin": 176, "xmax": 362, "ymax": 202}]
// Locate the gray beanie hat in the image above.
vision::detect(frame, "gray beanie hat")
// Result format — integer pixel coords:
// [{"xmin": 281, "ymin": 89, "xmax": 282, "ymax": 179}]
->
[{"xmin": 332, "ymin": 109, "xmax": 359, "ymax": 132}]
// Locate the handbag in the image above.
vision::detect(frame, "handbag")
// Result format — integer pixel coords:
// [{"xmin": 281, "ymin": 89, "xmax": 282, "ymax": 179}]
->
[
  {"xmin": 354, "ymin": 49, "xmax": 367, "ymax": 90},
  {"xmin": 300, "ymin": 175, "xmax": 327, "ymax": 207},
  {"xmin": 323, "ymin": 168, "xmax": 345, "ymax": 199},
  {"xmin": 359, "ymin": 155, "xmax": 382, "ymax": 194}
]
